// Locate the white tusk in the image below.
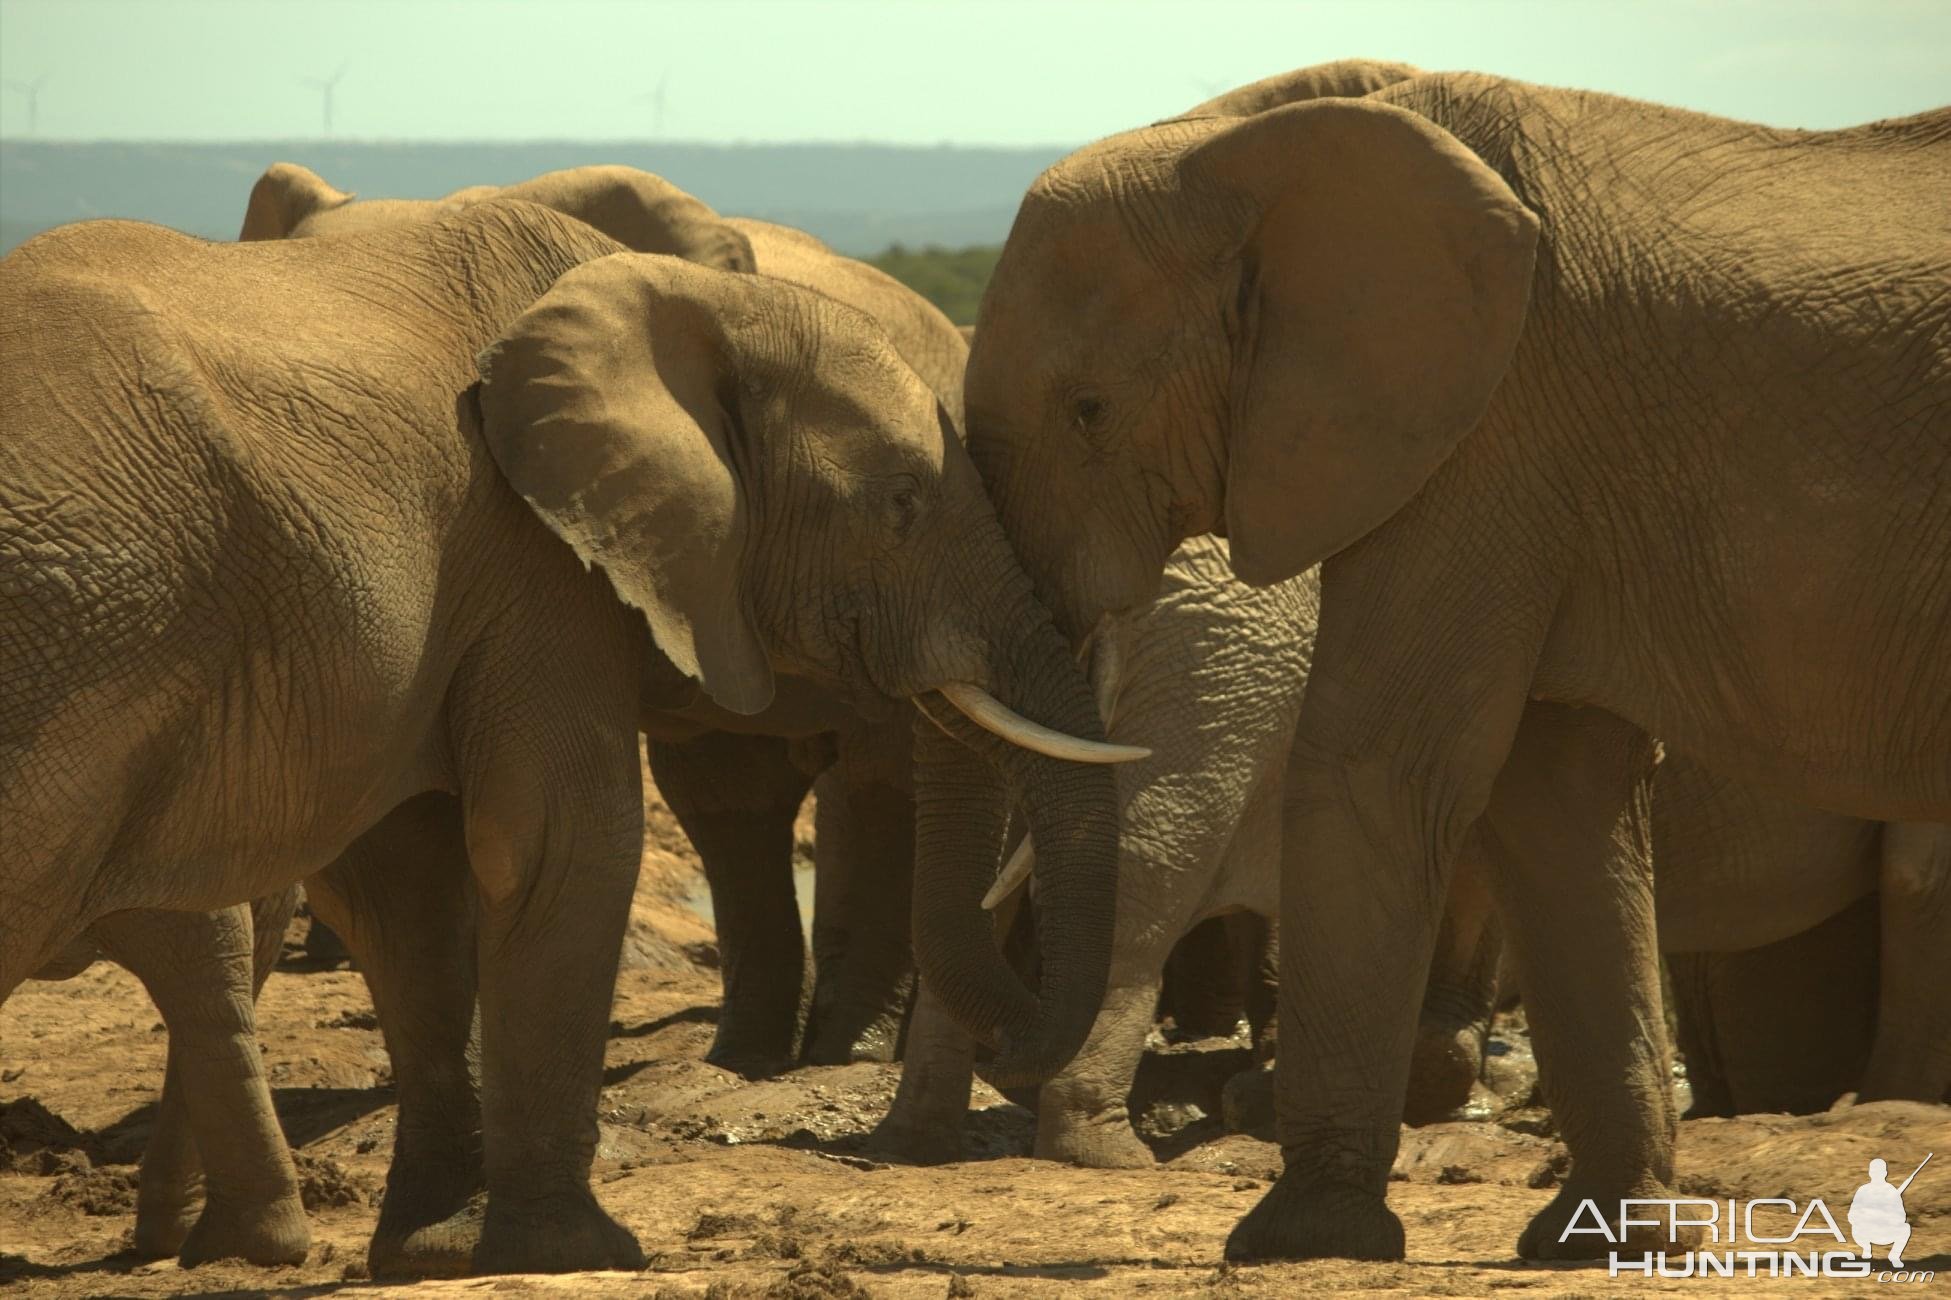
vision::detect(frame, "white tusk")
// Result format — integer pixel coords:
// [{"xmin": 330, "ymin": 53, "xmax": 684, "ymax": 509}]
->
[
  {"xmin": 1088, "ymin": 623, "xmax": 1125, "ymax": 733},
  {"xmin": 937, "ymin": 682, "xmax": 1151, "ymax": 764},
  {"xmin": 983, "ymin": 835, "xmax": 1036, "ymax": 910}
]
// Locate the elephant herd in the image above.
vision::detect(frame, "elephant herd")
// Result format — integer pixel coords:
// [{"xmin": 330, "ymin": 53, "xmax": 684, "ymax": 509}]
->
[{"xmin": 2, "ymin": 59, "xmax": 1946, "ymax": 1277}]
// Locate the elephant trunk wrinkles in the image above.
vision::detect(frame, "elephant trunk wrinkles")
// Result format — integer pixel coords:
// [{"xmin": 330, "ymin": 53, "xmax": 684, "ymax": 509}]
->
[{"xmin": 911, "ymin": 599, "xmax": 1120, "ymax": 1089}]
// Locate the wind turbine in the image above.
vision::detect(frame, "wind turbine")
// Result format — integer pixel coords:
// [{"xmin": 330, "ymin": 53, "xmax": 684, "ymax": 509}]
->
[
  {"xmin": 3, "ymin": 73, "xmax": 48, "ymax": 136},
  {"xmin": 303, "ymin": 62, "xmax": 348, "ymax": 136},
  {"xmin": 636, "ymin": 71, "xmax": 671, "ymax": 137}
]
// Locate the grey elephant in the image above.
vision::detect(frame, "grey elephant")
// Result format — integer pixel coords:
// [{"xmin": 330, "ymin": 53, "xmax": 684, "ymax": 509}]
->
[
  {"xmin": 1, "ymin": 201, "xmax": 1137, "ymax": 1274},
  {"xmin": 945, "ymin": 57, "xmax": 1949, "ymax": 1266},
  {"xmin": 1655, "ymin": 755, "xmax": 1951, "ymax": 1116},
  {"xmin": 239, "ymin": 167, "xmax": 971, "ymax": 1076},
  {"xmin": 22, "ymin": 890, "xmax": 302, "ymax": 1264},
  {"xmin": 876, "ymin": 536, "xmax": 1505, "ymax": 1168}
]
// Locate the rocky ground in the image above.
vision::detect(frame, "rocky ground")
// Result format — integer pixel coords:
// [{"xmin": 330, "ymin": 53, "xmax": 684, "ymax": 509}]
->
[{"xmin": 4, "ymin": 766, "xmax": 1948, "ymax": 1298}]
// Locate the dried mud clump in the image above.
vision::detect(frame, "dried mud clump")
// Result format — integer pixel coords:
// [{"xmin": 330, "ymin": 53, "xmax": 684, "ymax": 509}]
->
[{"xmin": 295, "ymin": 1152, "xmax": 372, "ymax": 1210}]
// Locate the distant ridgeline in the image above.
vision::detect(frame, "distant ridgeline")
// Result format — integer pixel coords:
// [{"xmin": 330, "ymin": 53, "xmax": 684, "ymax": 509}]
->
[{"xmin": 0, "ymin": 138, "xmax": 1048, "ymax": 318}]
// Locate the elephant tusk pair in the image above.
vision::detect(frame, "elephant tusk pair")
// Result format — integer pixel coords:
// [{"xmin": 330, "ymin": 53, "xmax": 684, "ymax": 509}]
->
[{"xmin": 936, "ymin": 681, "xmax": 1150, "ymax": 765}]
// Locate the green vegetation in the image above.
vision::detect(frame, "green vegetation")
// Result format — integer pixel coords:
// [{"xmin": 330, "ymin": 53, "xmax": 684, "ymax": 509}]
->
[{"xmin": 866, "ymin": 243, "xmax": 1001, "ymax": 326}]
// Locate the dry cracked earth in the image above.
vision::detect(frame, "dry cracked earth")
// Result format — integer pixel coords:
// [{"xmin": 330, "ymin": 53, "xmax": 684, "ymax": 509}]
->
[{"xmin": 5, "ymin": 758, "xmax": 1948, "ymax": 1298}]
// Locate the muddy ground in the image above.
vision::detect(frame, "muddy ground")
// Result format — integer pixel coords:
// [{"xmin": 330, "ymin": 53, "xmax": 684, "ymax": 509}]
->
[{"xmin": 4, "ymin": 762, "xmax": 1947, "ymax": 1297}]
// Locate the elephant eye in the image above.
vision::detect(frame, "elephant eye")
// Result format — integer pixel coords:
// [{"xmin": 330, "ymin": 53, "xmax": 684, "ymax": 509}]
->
[
  {"xmin": 882, "ymin": 476, "xmax": 922, "ymax": 542},
  {"xmin": 1072, "ymin": 394, "xmax": 1106, "ymax": 433}
]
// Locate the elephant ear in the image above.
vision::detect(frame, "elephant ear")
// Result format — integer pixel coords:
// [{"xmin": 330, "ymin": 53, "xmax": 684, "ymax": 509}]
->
[
  {"xmin": 474, "ymin": 252, "xmax": 775, "ymax": 714},
  {"xmin": 238, "ymin": 162, "xmax": 355, "ymax": 240},
  {"xmin": 495, "ymin": 166, "xmax": 757, "ymax": 273},
  {"xmin": 1184, "ymin": 98, "xmax": 1539, "ymax": 585}
]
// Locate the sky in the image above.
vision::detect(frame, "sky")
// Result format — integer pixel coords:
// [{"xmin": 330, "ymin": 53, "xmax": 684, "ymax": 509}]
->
[{"xmin": 0, "ymin": 0, "xmax": 1945, "ymax": 144}]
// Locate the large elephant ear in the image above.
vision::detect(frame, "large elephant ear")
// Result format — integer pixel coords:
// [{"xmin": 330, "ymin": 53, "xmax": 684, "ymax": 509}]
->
[
  {"xmin": 474, "ymin": 252, "xmax": 775, "ymax": 714},
  {"xmin": 495, "ymin": 166, "xmax": 757, "ymax": 273},
  {"xmin": 238, "ymin": 162, "xmax": 354, "ymax": 240},
  {"xmin": 1184, "ymin": 98, "xmax": 1539, "ymax": 585}
]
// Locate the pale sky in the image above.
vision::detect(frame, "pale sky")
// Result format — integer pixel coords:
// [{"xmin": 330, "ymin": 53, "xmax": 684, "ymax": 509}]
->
[{"xmin": 1, "ymin": 0, "xmax": 1945, "ymax": 144}]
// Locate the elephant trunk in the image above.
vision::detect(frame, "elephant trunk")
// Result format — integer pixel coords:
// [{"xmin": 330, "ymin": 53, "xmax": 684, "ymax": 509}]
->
[{"xmin": 911, "ymin": 603, "xmax": 1121, "ymax": 1090}]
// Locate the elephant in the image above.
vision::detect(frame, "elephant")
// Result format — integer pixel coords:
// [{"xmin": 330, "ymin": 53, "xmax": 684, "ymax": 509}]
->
[
  {"xmin": 875, "ymin": 535, "xmax": 1506, "ymax": 1168},
  {"xmin": 237, "ymin": 160, "xmax": 756, "ymax": 273},
  {"xmin": 242, "ymin": 166, "xmax": 972, "ymax": 1076},
  {"xmin": 23, "ymin": 890, "xmax": 303, "ymax": 1264},
  {"xmin": 1, "ymin": 201, "xmax": 1137, "ymax": 1273},
  {"xmin": 1654, "ymin": 754, "xmax": 1951, "ymax": 1116},
  {"xmin": 950, "ymin": 60, "xmax": 1949, "ymax": 1264}
]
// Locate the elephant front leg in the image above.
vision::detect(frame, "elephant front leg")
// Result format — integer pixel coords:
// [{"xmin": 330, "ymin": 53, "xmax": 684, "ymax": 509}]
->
[
  {"xmin": 805, "ymin": 772, "xmax": 917, "ymax": 1065},
  {"xmin": 868, "ymin": 975, "xmax": 979, "ymax": 1164},
  {"xmin": 93, "ymin": 905, "xmax": 309, "ymax": 1267},
  {"xmin": 307, "ymin": 794, "xmax": 485, "ymax": 1280},
  {"xmin": 1861, "ymin": 821, "xmax": 1951, "ymax": 1102},
  {"xmin": 650, "ymin": 732, "xmax": 814, "ymax": 1078},
  {"xmin": 1475, "ymin": 703, "xmax": 1686, "ymax": 1260},
  {"xmin": 464, "ymin": 707, "xmax": 646, "ymax": 1276},
  {"xmin": 1034, "ymin": 979, "xmax": 1160, "ymax": 1168}
]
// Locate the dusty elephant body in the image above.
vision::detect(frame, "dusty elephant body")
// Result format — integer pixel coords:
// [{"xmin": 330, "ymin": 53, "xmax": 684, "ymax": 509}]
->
[
  {"xmin": 877, "ymin": 536, "xmax": 1506, "ymax": 1168},
  {"xmin": 23, "ymin": 890, "xmax": 303, "ymax": 1263},
  {"xmin": 1654, "ymin": 755, "xmax": 1951, "ymax": 1116},
  {"xmin": 2, "ymin": 202, "xmax": 1131, "ymax": 1275},
  {"xmin": 245, "ymin": 171, "xmax": 972, "ymax": 1077},
  {"xmin": 956, "ymin": 63, "xmax": 1949, "ymax": 1264}
]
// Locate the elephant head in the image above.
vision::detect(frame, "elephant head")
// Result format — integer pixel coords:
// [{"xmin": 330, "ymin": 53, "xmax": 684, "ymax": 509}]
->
[
  {"xmin": 962, "ymin": 89, "xmax": 1538, "ymax": 641},
  {"xmin": 473, "ymin": 249, "xmax": 1145, "ymax": 1083},
  {"xmin": 238, "ymin": 162, "xmax": 755, "ymax": 273}
]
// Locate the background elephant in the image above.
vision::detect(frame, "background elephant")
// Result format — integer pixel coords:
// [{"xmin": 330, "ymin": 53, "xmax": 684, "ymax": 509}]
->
[
  {"xmin": 875, "ymin": 536, "xmax": 1507, "ymax": 1169},
  {"xmin": 950, "ymin": 61, "xmax": 1949, "ymax": 1266},
  {"xmin": 2, "ymin": 205, "xmax": 1130, "ymax": 1274},
  {"xmin": 1654, "ymin": 754, "xmax": 1951, "ymax": 1116},
  {"xmin": 246, "ymin": 171, "xmax": 970, "ymax": 1077},
  {"xmin": 25, "ymin": 890, "xmax": 303, "ymax": 1264}
]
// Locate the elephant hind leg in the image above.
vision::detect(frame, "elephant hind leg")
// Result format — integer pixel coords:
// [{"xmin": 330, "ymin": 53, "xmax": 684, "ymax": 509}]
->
[
  {"xmin": 132, "ymin": 885, "xmax": 302, "ymax": 1259},
  {"xmin": 92, "ymin": 905, "xmax": 309, "ymax": 1267},
  {"xmin": 1861, "ymin": 822, "xmax": 1951, "ymax": 1103},
  {"xmin": 1034, "ymin": 979, "xmax": 1161, "ymax": 1169}
]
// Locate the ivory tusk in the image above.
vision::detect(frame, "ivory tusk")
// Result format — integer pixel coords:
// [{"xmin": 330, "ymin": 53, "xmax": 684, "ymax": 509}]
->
[
  {"xmin": 983, "ymin": 835, "xmax": 1036, "ymax": 910},
  {"xmin": 1087, "ymin": 623, "xmax": 1125, "ymax": 733},
  {"xmin": 937, "ymin": 682, "xmax": 1151, "ymax": 764}
]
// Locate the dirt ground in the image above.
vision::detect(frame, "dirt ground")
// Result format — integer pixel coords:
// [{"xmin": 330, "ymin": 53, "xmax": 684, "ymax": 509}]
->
[{"xmin": 4, "ymin": 765, "xmax": 1947, "ymax": 1298}]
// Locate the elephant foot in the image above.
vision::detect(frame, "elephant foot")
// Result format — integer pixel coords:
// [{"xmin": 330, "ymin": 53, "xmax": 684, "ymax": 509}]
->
[
  {"xmin": 177, "ymin": 1192, "xmax": 311, "ymax": 1267},
  {"xmin": 803, "ymin": 1008, "xmax": 905, "ymax": 1066},
  {"xmin": 1034, "ymin": 1114, "xmax": 1153, "ymax": 1169},
  {"xmin": 1403, "ymin": 1023, "xmax": 1484, "ymax": 1126},
  {"xmin": 705, "ymin": 1021, "xmax": 797, "ymax": 1080},
  {"xmin": 474, "ymin": 1187, "xmax": 644, "ymax": 1276},
  {"xmin": 1220, "ymin": 1064, "xmax": 1275, "ymax": 1138},
  {"xmin": 370, "ymin": 1195, "xmax": 486, "ymax": 1279},
  {"xmin": 132, "ymin": 1188, "xmax": 201, "ymax": 1260},
  {"xmin": 865, "ymin": 1111, "xmax": 965, "ymax": 1165},
  {"xmin": 1518, "ymin": 1178, "xmax": 1699, "ymax": 1260},
  {"xmin": 1223, "ymin": 1169, "xmax": 1404, "ymax": 1262}
]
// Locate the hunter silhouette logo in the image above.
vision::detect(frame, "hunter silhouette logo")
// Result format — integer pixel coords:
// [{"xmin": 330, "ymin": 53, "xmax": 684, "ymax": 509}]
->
[{"xmin": 1560, "ymin": 1150, "xmax": 1934, "ymax": 1281}]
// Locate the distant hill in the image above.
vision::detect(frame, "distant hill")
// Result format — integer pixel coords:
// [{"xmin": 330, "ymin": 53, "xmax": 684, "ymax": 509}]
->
[{"xmin": 0, "ymin": 139, "xmax": 1062, "ymax": 256}]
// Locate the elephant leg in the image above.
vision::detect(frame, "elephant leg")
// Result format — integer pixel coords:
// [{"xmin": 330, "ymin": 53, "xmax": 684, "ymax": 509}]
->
[
  {"xmin": 305, "ymin": 793, "xmax": 484, "ymax": 1279},
  {"xmin": 804, "ymin": 772, "xmax": 916, "ymax": 1065},
  {"xmin": 867, "ymin": 975, "xmax": 979, "ymax": 1165},
  {"xmin": 1034, "ymin": 978, "xmax": 1161, "ymax": 1169},
  {"xmin": 1665, "ymin": 950, "xmax": 1736, "ymax": 1119},
  {"xmin": 1861, "ymin": 822, "xmax": 1951, "ymax": 1101},
  {"xmin": 1474, "ymin": 704, "xmax": 1681, "ymax": 1261},
  {"xmin": 1404, "ymin": 835, "xmax": 1501, "ymax": 1125},
  {"xmin": 461, "ymin": 680, "xmax": 646, "ymax": 1275},
  {"xmin": 92, "ymin": 904, "xmax": 309, "ymax": 1267},
  {"xmin": 1162, "ymin": 916, "xmax": 1253, "ymax": 1041},
  {"xmin": 134, "ymin": 886, "xmax": 301, "ymax": 1258},
  {"xmin": 649, "ymin": 731, "xmax": 813, "ymax": 1078}
]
